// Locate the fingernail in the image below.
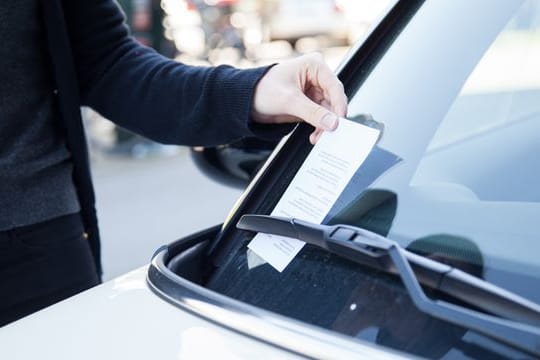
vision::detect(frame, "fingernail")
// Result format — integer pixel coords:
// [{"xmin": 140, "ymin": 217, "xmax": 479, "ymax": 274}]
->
[{"xmin": 322, "ymin": 113, "xmax": 338, "ymax": 130}]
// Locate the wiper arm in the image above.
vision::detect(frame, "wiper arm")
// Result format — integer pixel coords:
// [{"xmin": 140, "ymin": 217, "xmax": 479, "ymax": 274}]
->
[{"xmin": 237, "ymin": 214, "xmax": 540, "ymax": 357}]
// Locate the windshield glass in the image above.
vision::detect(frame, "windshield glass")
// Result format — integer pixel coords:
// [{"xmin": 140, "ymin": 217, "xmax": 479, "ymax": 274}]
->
[
  {"xmin": 345, "ymin": 0, "xmax": 540, "ymax": 301},
  {"xmin": 207, "ymin": 1, "xmax": 540, "ymax": 358}
]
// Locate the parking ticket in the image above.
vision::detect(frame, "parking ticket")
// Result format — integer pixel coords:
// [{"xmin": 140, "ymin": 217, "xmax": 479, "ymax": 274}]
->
[{"xmin": 247, "ymin": 118, "xmax": 381, "ymax": 272}]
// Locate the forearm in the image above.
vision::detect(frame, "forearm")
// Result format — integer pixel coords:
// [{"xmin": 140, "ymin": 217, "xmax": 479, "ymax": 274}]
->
[{"xmin": 82, "ymin": 45, "xmax": 273, "ymax": 146}]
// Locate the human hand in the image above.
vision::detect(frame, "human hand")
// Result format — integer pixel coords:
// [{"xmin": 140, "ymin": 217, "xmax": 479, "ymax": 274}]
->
[{"xmin": 252, "ymin": 53, "xmax": 347, "ymax": 144}]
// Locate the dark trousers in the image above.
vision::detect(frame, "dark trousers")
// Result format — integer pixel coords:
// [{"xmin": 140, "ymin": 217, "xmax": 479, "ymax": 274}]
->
[{"xmin": 0, "ymin": 213, "xmax": 100, "ymax": 327}]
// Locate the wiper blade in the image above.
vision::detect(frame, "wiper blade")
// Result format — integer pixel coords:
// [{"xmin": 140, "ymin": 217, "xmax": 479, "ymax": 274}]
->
[{"xmin": 237, "ymin": 214, "xmax": 540, "ymax": 357}]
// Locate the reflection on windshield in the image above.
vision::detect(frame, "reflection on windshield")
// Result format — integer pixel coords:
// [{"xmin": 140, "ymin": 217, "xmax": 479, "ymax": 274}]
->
[
  {"xmin": 323, "ymin": 146, "xmax": 401, "ymax": 228},
  {"xmin": 343, "ymin": 0, "xmax": 540, "ymax": 304},
  {"xmin": 327, "ymin": 188, "xmax": 397, "ymax": 236},
  {"xmin": 332, "ymin": 235, "xmax": 485, "ymax": 358}
]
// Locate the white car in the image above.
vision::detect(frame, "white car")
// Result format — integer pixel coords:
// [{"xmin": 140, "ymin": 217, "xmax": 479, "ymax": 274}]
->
[
  {"xmin": 260, "ymin": 0, "xmax": 349, "ymax": 45},
  {"xmin": 2, "ymin": 0, "xmax": 540, "ymax": 358}
]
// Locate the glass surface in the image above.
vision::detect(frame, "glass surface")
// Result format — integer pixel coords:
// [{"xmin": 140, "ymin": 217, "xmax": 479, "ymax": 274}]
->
[{"xmin": 208, "ymin": 1, "xmax": 540, "ymax": 358}]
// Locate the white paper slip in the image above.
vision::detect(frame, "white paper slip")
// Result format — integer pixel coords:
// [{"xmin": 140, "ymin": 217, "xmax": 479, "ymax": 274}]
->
[{"xmin": 247, "ymin": 118, "xmax": 381, "ymax": 272}]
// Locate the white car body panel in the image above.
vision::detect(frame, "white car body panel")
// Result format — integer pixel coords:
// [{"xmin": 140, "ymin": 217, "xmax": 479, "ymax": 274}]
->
[
  {"xmin": 0, "ymin": 267, "xmax": 404, "ymax": 359},
  {"xmin": 267, "ymin": 0, "xmax": 348, "ymax": 41},
  {"xmin": 0, "ymin": 268, "xmax": 299, "ymax": 359}
]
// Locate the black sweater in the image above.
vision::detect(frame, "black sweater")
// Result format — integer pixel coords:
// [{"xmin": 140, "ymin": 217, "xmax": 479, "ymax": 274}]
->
[{"xmin": 1, "ymin": 0, "xmax": 80, "ymax": 231}]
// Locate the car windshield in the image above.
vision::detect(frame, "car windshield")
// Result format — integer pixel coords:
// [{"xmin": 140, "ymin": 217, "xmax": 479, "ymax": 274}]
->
[
  {"xmin": 207, "ymin": 0, "xmax": 540, "ymax": 358},
  {"xmin": 338, "ymin": 0, "xmax": 540, "ymax": 306},
  {"xmin": 344, "ymin": 0, "xmax": 540, "ymax": 303}
]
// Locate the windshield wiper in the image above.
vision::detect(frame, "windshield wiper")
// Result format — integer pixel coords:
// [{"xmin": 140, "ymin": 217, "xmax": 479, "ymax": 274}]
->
[{"xmin": 237, "ymin": 214, "xmax": 540, "ymax": 357}]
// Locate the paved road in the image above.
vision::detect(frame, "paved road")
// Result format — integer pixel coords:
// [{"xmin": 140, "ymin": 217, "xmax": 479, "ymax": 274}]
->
[{"xmin": 91, "ymin": 148, "xmax": 242, "ymax": 281}]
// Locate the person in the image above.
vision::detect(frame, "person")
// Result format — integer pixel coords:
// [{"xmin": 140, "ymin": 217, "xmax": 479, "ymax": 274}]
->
[{"xmin": 0, "ymin": 0, "xmax": 347, "ymax": 327}]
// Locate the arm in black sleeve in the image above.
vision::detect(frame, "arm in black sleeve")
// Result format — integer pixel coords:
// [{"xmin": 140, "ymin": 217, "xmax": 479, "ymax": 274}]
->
[{"xmin": 62, "ymin": 0, "xmax": 291, "ymax": 146}]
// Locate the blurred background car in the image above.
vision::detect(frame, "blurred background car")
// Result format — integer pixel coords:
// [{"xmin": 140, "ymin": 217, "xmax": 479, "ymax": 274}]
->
[
  {"xmin": 336, "ymin": 0, "xmax": 394, "ymax": 43},
  {"xmin": 259, "ymin": 0, "xmax": 349, "ymax": 47}
]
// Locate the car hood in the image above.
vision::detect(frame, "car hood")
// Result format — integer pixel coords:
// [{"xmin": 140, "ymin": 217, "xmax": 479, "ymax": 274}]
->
[
  {"xmin": 0, "ymin": 266, "xmax": 403, "ymax": 359},
  {"xmin": 0, "ymin": 267, "xmax": 300, "ymax": 359}
]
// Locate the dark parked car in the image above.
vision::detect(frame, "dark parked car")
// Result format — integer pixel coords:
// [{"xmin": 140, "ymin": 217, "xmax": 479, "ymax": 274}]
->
[{"xmin": 2, "ymin": 0, "xmax": 540, "ymax": 359}]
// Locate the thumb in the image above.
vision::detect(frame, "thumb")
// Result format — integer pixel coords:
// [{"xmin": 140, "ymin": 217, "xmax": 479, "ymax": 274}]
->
[{"xmin": 289, "ymin": 93, "xmax": 339, "ymax": 131}]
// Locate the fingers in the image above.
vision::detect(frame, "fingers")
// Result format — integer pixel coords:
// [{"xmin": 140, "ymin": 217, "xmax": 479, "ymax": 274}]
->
[
  {"xmin": 315, "ymin": 63, "xmax": 348, "ymax": 117},
  {"xmin": 289, "ymin": 54, "xmax": 347, "ymax": 132},
  {"xmin": 251, "ymin": 52, "xmax": 348, "ymax": 136},
  {"xmin": 305, "ymin": 54, "xmax": 348, "ymax": 117},
  {"xmin": 306, "ymin": 85, "xmax": 325, "ymax": 104},
  {"xmin": 289, "ymin": 93, "xmax": 339, "ymax": 131},
  {"xmin": 309, "ymin": 128, "xmax": 324, "ymax": 144}
]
